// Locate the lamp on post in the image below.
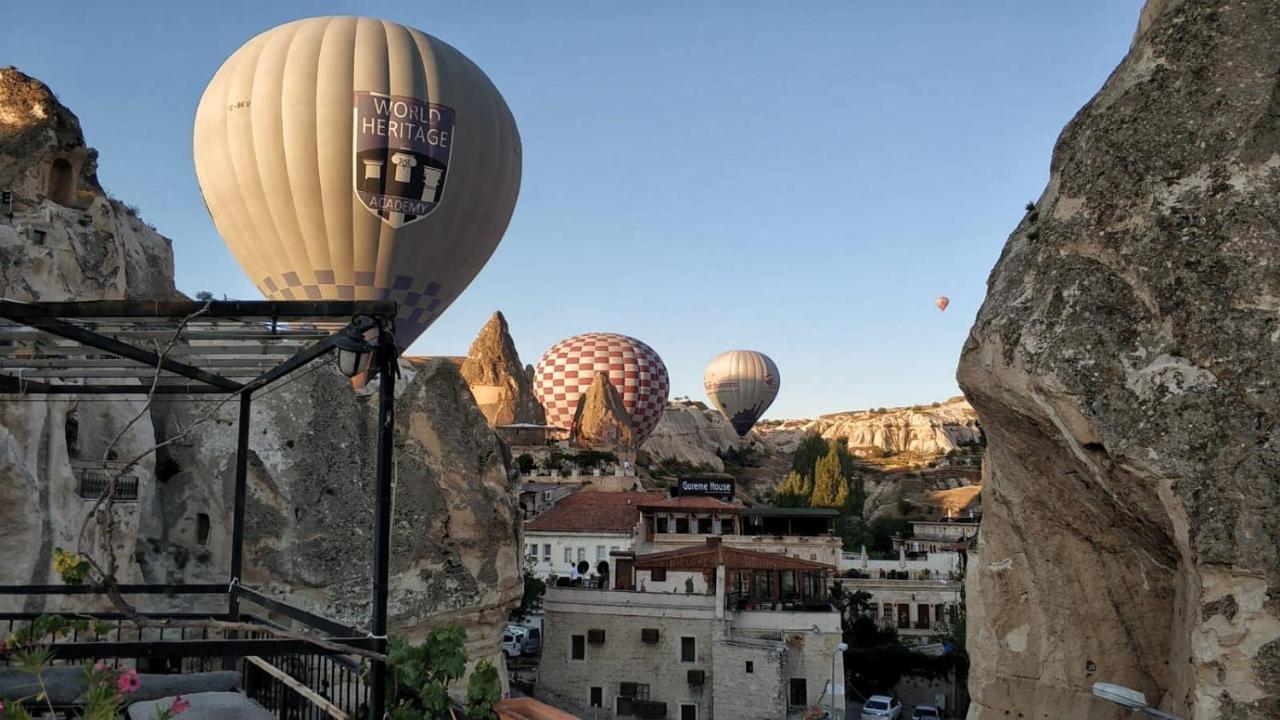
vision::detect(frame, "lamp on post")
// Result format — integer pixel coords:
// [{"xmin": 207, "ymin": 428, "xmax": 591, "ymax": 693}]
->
[
  {"xmin": 831, "ymin": 641, "xmax": 848, "ymax": 719},
  {"xmin": 334, "ymin": 316, "xmax": 378, "ymax": 378}
]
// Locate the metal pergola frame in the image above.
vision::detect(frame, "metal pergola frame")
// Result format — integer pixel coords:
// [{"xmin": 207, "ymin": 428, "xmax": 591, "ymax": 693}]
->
[{"xmin": 0, "ymin": 299, "xmax": 400, "ymax": 719}]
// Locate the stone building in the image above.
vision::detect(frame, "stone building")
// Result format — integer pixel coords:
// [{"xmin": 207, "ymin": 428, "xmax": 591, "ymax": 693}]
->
[
  {"xmin": 636, "ymin": 498, "xmax": 843, "ymax": 568},
  {"xmin": 539, "ymin": 539, "xmax": 845, "ymax": 720},
  {"xmin": 835, "ymin": 519, "xmax": 975, "ymax": 638}
]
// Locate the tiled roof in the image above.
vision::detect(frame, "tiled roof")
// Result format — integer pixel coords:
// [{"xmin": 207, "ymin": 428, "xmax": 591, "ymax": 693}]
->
[
  {"xmin": 524, "ymin": 491, "xmax": 667, "ymax": 534},
  {"xmin": 638, "ymin": 495, "xmax": 741, "ymax": 512},
  {"xmin": 635, "ymin": 541, "xmax": 835, "ymax": 572}
]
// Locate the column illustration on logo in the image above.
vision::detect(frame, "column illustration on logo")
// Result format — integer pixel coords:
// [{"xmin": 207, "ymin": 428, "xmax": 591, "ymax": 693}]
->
[{"xmin": 353, "ymin": 91, "xmax": 455, "ymax": 228}]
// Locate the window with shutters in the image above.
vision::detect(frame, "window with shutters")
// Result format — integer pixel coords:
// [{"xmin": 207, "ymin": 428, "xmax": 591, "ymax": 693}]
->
[
  {"xmin": 571, "ymin": 635, "xmax": 585, "ymax": 661},
  {"xmin": 680, "ymin": 636, "xmax": 695, "ymax": 663}
]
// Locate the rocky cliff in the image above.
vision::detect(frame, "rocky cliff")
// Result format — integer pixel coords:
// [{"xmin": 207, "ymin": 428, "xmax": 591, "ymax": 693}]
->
[
  {"xmin": 0, "ymin": 68, "xmax": 176, "ymax": 605},
  {"xmin": 641, "ymin": 399, "xmax": 748, "ymax": 471},
  {"xmin": 571, "ymin": 370, "xmax": 634, "ymax": 452},
  {"xmin": 145, "ymin": 359, "xmax": 523, "ymax": 666},
  {"xmin": 957, "ymin": 2, "xmax": 1280, "ymax": 718},
  {"xmin": 459, "ymin": 311, "xmax": 545, "ymax": 427},
  {"xmin": 758, "ymin": 397, "xmax": 981, "ymax": 457},
  {"xmin": 0, "ymin": 68, "xmax": 523, "ymax": 671}
]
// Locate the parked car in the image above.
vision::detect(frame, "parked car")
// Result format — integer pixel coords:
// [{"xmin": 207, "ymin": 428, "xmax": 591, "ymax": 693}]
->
[
  {"xmin": 501, "ymin": 624, "xmax": 542, "ymax": 657},
  {"xmin": 861, "ymin": 695, "xmax": 903, "ymax": 720},
  {"xmin": 911, "ymin": 705, "xmax": 941, "ymax": 720}
]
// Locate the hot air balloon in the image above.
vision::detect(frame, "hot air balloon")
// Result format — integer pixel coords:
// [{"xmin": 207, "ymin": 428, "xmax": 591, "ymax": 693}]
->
[
  {"xmin": 533, "ymin": 333, "xmax": 670, "ymax": 444},
  {"xmin": 935, "ymin": 296, "xmax": 950, "ymax": 312},
  {"xmin": 704, "ymin": 350, "xmax": 780, "ymax": 436},
  {"xmin": 193, "ymin": 17, "xmax": 521, "ymax": 348}
]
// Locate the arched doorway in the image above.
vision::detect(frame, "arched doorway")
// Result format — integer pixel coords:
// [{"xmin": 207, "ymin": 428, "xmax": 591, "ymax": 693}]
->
[{"xmin": 48, "ymin": 158, "xmax": 74, "ymax": 205}]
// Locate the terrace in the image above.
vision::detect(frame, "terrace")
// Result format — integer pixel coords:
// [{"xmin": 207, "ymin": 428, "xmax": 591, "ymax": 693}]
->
[{"xmin": 0, "ymin": 299, "xmax": 400, "ymax": 719}]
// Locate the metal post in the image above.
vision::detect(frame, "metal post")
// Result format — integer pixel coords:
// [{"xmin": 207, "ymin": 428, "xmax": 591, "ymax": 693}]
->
[
  {"xmin": 368, "ymin": 339, "xmax": 395, "ymax": 720},
  {"xmin": 226, "ymin": 390, "xmax": 251, "ymax": 669}
]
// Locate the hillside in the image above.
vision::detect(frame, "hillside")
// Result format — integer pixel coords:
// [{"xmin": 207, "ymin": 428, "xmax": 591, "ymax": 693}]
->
[{"xmin": 640, "ymin": 396, "xmax": 984, "ymax": 518}]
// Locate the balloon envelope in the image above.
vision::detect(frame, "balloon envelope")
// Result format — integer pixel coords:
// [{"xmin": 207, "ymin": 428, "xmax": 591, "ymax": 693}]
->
[
  {"xmin": 193, "ymin": 17, "xmax": 521, "ymax": 348},
  {"xmin": 533, "ymin": 333, "xmax": 670, "ymax": 444},
  {"xmin": 704, "ymin": 350, "xmax": 780, "ymax": 436},
  {"xmin": 935, "ymin": 296, "xmax": 950, "ymax": 311}
]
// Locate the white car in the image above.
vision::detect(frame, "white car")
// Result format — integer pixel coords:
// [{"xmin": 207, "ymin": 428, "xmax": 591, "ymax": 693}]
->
[
  {"xmin": 911, "ymin": 706, "xmax": 940, "ymax": 720},
  {"xmin": 861, "ymin": 695, "xmax": 903, "ymax": 720}
]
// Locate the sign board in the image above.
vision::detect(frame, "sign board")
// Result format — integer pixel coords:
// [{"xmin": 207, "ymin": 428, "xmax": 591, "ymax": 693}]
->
[{"xmin": 677, "ymin": 477, "xmax": 734, "ymax": 502}]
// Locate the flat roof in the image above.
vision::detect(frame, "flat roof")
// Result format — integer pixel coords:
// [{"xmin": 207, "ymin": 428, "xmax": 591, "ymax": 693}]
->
[
  {"xmin": 639, "ymin": 495, "xmax": 741, "ymax": 512},
  {"xmin": 636, "ymin": 543, "xmax": 835, "ymax": 572},
  {"xmin": 741, "ymin": 507, "xmax": 840, "ymax": 518},
  {"xmin": 0, "ymin": 299, "xmax": 396, "ymax": 395}
]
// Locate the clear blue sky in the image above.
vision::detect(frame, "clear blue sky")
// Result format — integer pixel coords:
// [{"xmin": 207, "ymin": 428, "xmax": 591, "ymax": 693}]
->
[{"xmin": 3, "ymin": 1, "xmax": 1143, "ymax": 418}]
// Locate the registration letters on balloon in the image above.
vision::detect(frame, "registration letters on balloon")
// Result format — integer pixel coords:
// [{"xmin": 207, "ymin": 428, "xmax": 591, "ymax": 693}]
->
[{"xmin": 353, "ymin": 91, "xmax": 455, "ymax": 228}]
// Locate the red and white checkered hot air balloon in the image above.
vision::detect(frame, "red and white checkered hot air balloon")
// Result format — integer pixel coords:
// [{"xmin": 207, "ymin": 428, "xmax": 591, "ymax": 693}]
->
[{"xmin": 534, "ymin": 333, "xmax": 670, "ymax": 443}]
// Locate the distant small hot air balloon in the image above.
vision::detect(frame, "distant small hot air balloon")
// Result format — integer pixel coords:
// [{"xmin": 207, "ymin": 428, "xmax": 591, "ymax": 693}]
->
[
  {"xmin": 935, "ymin": 296, "xmax": 951, "ymax": 312},
  {"xmin": 704, "ymin": 350, "xmax": 780, "ymax": 437},
  {"xmin": 193, "ymin": 17, "xmax": 521, "ymax": 349}
]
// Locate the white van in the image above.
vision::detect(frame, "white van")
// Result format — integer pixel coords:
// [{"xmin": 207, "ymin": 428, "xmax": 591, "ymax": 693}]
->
[{"xmin": 502, "ymin": 624, "xmax": 542, "ymax": 657}]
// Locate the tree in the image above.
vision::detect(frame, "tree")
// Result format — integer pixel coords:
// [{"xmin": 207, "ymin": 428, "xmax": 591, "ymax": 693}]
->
[
  {"xmin": 515, "ymin": 454, "xmax": 535, "ymax": 474},
  {"xmin": 809, "ymin": 444, "xmax": 845, "ymax": 508},
  {"xmin": 776, "ymin": 470, "xmax": 811, "ymax": 508},
  {"xmin": 790, "ymin": 433, "xmax": 829, "ymax": 477},
  {"xmin": 385, "ymin": 626, "xmax": 500, "ymax": 719},
  {"xmin": 508, "ymin": 570, "xmax": 546, "ymax": 622}
]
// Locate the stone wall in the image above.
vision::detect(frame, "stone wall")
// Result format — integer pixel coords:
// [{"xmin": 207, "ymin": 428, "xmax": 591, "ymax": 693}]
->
[{"xmin": 710, "ymin": 637, "xmax": 786, "ymax": 720}]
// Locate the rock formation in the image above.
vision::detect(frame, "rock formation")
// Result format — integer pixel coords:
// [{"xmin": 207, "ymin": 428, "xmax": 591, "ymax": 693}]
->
[
  {"xmin": 0, "ymin": 67, "xmax": 176, "ymax": 603},
  {"xmin": 459, "ymin": 311, "xmax": 545, "ymax": 427},
  {"xmin": 758, "ymin": 398, "xmax": 982, "ymax": 457},
  {"xmin": 0, "ymin": 68, "xmax": 523, "ymax": 673},
  {"xmin": 0, "ymin": 67, "xmax": 175, "ymax": 302},
  {"xmin": 145, "ymin": 358, "xmax": 523, "ymax": 668},
  {"xmin": 571, "ymin": 371, "xmax": 634, "ymax": 452},
  {"xmin": 957, "ymin": 3, "xmax": 1280, "ymax": 718},
  {"xmin": 642, "ymin": 399, "xmax": 746, "ymax": 471}
]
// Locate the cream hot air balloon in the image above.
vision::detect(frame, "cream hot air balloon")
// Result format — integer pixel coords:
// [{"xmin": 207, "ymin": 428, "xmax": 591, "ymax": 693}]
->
[
  {"xmin": 193, "ymin": 17, "xmax": 521, "ymax": 348},
  {"xmin": 704, "ymin": 350, "xmax": 780, "ymax": 436},
  {"xmin": 935, "ymin": 296, "xmax": 950, "ymax": 311}
]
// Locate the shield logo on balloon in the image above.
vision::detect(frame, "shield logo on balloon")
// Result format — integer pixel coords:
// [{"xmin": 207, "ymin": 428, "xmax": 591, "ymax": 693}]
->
[{"xmin": 353, "ymin": 91, "xmax": 455, "ymax": 228}]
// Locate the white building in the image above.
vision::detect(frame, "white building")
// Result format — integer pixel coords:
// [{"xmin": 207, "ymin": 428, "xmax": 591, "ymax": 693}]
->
[
  {"xmin": 523, "ymin": 491, "xmax": 666, "ymax": 579},
  {"xmin": 539, "ymin": 538, "xmax": 846, "ymax": 720},
  {"xmin": 836, "ymin": 518, "xmax": 977, "ymax": 638}
]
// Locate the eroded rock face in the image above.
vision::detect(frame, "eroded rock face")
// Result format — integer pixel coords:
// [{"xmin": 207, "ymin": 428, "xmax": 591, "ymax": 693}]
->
[
  {"xmin": 759, "ymin": 398, "xmax": 981, "ymax": 457},
  {"xmin": 571, "ymin": 371, "xmax": 634, "ymax": 452},
  {"xmin": 642, "ymin": 400, "xmax": 744, "ymax": 471},
  {"xmin": 0, "ymin": 67, "xmax": 175, "ymax": 302},
  {"xmin": 957, "ymin": 2, "xmax": 1280, "ymax": 717},
  {"xmin": 144, "ymin": 358, "xmax": 523, "ymax": 667},
  {"xmin": 0, "ymin": 69, "xmax": 523, "ymax": 671},
  {"xmin": 0, "ymin": 68, "xmax": 175, "ymax": 603},
  {"xmin": 459, "ymin": 311, "xmax": 545, "ymax": 427}
]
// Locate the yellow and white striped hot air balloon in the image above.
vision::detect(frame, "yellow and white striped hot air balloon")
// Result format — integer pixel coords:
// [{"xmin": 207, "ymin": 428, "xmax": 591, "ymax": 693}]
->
[
  {"xmin": 704, "ymin": 350, "xmax": 780, "ymax": 436},
  {"xmin": 193, "ymin": 16, "xmax": 521, "ymax": 348}
]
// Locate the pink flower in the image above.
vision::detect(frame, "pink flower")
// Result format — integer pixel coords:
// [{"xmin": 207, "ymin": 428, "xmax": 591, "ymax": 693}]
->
[
  {"xmin": 93, "ymin": 661, "xmax": 107, "ymax": 671},
  {"xmin": 116, "ymin": 668, "xmax": 141, "ymax": 694},
  {"xmin": 170, "ymin": 694, "xmax": 190, "ymax": 715}
]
